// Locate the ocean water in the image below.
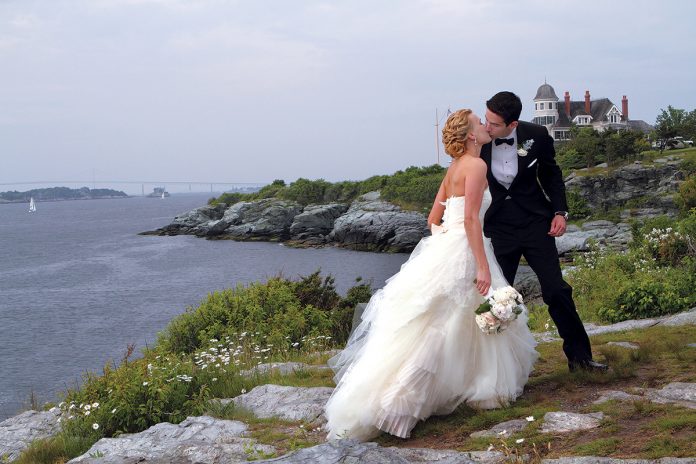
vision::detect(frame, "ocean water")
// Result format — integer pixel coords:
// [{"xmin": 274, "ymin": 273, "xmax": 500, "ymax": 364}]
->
[{"xmin": 0, "ymin": 194, "xmax": 408, "ymax": 419}]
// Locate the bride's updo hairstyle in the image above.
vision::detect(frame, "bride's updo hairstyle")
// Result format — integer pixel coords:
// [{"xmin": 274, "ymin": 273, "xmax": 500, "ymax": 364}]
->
[{"xmin": 442, "ymin": 109, "xmax": 472, "ymax": 159}]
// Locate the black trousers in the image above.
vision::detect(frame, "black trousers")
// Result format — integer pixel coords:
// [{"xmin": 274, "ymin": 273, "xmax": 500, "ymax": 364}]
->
[{"xmin": 487, "ymin": 208, "xmax": 593, "ymax": 364}]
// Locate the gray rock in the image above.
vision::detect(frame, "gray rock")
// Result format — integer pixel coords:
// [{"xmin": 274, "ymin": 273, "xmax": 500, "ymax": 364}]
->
[
  {"xmin": 659, "ymin": 308, "xmax": 696, "ymax": 326},
  {"xmin": 513, "ymin": 265, "xmax": 541, "ymax": 301},
  {"xmin": 68, "ymin": 415, "xmax": 274, "ymax": 464},
  {"xmin": 219, "ymin": 384, "xmax": 333, "ymax": 423},
  {"xmin": 540, "ymin": 411, "xmax": 604, "ymax": 433},
  {"xmin": 470, "ymin": 418, "xmax": 530, "ymax": 438},
  {"xmin": 254, "ymin": 439, "xmax": 492, "ymax": 463},
  {"xmin": 639, "ymin": 382, "xmax": 696, "ymax": 409},
  {"xmin": 606, "ymin": 341, "xmax": 640, "ymax": 350},
  {"xmin": 223, "ymin": 199, "xmax": 303, "ymax": 239},
  {"xmin": 565, "ymin": 162, "xmax": 683, "ymax": 214},
  {"xmin": 329, "ymin": 199, "xmax": 428, "ymax": 252},
  {"xmin": 289, "ymin": 203, "xmax": 349, "ymax": 243},
  {"xmin": 0, "ymin": 408, "xmax": 61, "ymax": 462},
  {"xmin": 584, "ymin": 318, "xmax": 661, "ymax": 336},
  {"xmin": 152, "ymin": 203, "xmax": 227, "ymax": 235},
  {"xmin": 688, "ymin": 343, "xmax": 696, "ymax": 348},
  {"xmin": 239, "ymin": 362, "xmax": 331, "ymax": 377},
  {"xmin": 593, "ymin": 390, "xmax": 643, "ymax": 405}
]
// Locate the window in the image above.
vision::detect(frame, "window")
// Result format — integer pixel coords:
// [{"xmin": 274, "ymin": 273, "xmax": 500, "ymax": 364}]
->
[
  {"xmin": 540, "ymin": 103, "xmax": 544, "ymax": 109},
  {"xmin": 554, "ymin": 130, "xmax": 571, "ymax": 140},
  {"xmin": 535, "ymin": 103, "xmax": 538, "ymax": 110}
]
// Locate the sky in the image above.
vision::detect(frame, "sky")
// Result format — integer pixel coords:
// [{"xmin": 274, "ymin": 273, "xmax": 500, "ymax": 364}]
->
[{"xmin": 2, "ymin": 0, "xmax": 695, "ymax": 193}]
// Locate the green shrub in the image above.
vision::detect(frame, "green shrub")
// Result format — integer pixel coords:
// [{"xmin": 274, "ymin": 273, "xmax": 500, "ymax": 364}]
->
[
  {"xmin": 157, "ymin": 272, "xmax": 371, "ymax": 355},
  {"xmin": 566, "ymin": 189, "xmax": 591, "ymax": 219},
  {"xmin": 675, "ymin": 175, "xmax": 696, "ymax": 214},
  {"xmin": 598, "ymin": 280, "xmax": 685, "ymax": 323},
  {"xmin": 277, "ymin": 178, "xmax": 331, "ymax": 205}
]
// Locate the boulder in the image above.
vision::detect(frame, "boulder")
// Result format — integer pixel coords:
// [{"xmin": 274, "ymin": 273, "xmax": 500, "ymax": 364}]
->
[
  {"xmin": 222, "ymin": 199, "xmax": 303, "ymax": 240},
  {"xmin": 253, "ymin": 439, "xmax": 499, "ymax": 463},
  {"xmin": 329, "ymin": 198, "xmax": 428, "ymax": 252},
  {"xmin": 68, "ymin": 415, "xmax": 274, "ymax": 463},
  {"xmin": 565, "ymin": 161, "xmax": 684, "ymax": 214},
  {"xmin": 289, "ymin": 203, "xmax": 349, "ymax": 244},
  {"xmin": 540, "ymin": 411, "xmax": 604, "ymax": 433},
  {"xmin": 0, "ymin": 408, "xmax": 61, "ymax": 462},
  {"xmin": 218, "ymin": 384, "xmax": 334, "ymax": 423},
  {"xmin": 151, "ymin": 203, "xmax": 227, "ymax": 235}
]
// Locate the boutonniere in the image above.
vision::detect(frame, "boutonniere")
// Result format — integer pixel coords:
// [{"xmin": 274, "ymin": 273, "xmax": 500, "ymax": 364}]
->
[{"xmin": 517, "ymin": 139, "xmax": 534, "ymax": 157}]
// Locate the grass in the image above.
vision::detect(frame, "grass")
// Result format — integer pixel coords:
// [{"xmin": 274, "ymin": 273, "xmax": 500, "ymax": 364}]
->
[{"xmin": 15, "ymin": 324, "xmax": 696, "ymax": 463}]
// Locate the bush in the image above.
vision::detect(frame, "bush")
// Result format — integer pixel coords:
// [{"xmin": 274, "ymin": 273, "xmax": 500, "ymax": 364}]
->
[
  {"xmin": 566, "ymin": 189, "xmax": 591, "ymax": 219},
  {"xmin": 157, "ymin": 272, "xmax": 371, "ymax": 355},
  {"xmin": 278, "ymin": 178, "xmax": 331, "ymax": 205},
  {"xmin": 675, "ymin": 175, "xmax": 696, "ymax": 214}
]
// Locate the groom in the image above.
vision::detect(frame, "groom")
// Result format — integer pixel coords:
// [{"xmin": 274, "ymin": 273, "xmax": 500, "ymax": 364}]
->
[{"xmin": 481, "ymin": 91, "xmax": 607, "ymax": 372}]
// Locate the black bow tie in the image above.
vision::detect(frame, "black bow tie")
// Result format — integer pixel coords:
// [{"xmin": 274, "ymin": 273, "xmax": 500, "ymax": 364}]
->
[{"xmin": 495, "ymin": 138, "xmax": 514, "ymax": 146}]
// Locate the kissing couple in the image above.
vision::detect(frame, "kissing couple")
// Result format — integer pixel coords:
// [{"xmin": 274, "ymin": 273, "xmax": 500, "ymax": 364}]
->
[{"xmin": 324, "ymin": 91, "xmax": 608, "ymax": 441}]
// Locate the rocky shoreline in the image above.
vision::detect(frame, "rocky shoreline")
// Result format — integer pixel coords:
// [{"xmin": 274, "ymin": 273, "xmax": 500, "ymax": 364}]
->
[
  {"xmin": 141, "ymin": 158, "xmax": 686, "ymax": 254},
  {"xmin": 3, "ymin": 309, "xmax": 695, "ymax": 463}
]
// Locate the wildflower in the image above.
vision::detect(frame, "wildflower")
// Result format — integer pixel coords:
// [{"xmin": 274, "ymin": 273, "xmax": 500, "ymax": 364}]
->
[
  {"xmin": 112, "ymin": 408, "xmax": 117, "ymax": 414},
  {"xmin": 516, "ymin": 438, "xmax": 525, "ymax": 444},
  {"xmin": 487, "ymin": 444, "xmax": 495, "ymax": 451},
  {"xmin": 526, "ymin": 416, "xmax": 534, "ymax": 422},
  {"xmin": 69, "ymin": 404, "xmax": 76, "ymax": 410},
  {"xmin": 92, "ymin": 423, "xmax": 99, "ymax": 430},
  {"xmin": 212, "ymin": 378, "xmax": 218, "ymax": 381},
  {"xmin": 92, "ymin": 402, "xmax": 99, "ymax": 408},
  {"xmin": 85, "ymin": 410, "xmax": 91, "ymax": 416},
  {"xmin": 241, "ymin": 389, "xmax": 247, "ymax": 394},
  {"xmin": 84, "ymin": 404, "xmax": 91, "ymax": 411},
  {"xmin": 143, "ymin": 382, "xmax": 149, "ymax": 386},
  {"xmin": 497, "ymin": 430, "xmax": 507, "ymax": 436}
]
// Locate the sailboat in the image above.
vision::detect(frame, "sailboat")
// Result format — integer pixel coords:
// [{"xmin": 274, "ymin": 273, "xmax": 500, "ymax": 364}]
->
[
  {"xmin": 29, "ymin": 197, "xmax": 37, "ymax": 212},
  {"xmin": 161, "ymin": 191, "xmax": 165, "ymax": 199}
]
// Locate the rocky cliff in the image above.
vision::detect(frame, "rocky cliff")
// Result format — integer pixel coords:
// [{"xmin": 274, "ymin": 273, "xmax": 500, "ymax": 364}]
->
[{"xmin": 142, "ymin": 157, "xmax": 687, "ymax": 253}]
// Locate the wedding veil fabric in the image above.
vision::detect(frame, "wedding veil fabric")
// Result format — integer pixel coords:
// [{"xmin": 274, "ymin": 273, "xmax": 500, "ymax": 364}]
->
[{"xmin": 325, "ymin": 191, "xmax": 538, "ymax": 441}]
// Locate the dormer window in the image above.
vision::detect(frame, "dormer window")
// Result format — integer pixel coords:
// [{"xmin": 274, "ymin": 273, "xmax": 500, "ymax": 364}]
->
[{"xmin": 540, "ymin": 102, "xmax": 544, "ymax": 110}]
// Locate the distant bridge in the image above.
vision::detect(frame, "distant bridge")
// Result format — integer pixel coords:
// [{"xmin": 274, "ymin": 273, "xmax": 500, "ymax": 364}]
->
[{"xmin": 0, "ymin": 180, "xmax": 267, "ymax": 195}]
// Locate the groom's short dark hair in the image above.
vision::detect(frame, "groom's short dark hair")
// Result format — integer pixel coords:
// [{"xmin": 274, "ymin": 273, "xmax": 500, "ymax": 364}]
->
[{"xmin": 486, "ymin": 91, "xmax": 522, "ymax": 126}]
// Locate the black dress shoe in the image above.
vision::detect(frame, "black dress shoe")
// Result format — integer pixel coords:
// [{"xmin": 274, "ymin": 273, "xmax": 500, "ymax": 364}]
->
[{"xmin": 568, "ymin": 360, "xmax": 609, "ymax": 372}]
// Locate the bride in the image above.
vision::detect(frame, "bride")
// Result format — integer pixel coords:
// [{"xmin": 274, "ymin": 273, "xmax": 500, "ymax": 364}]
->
[{"xmin": 324, "ymin": 109, "xmax": 538, "ymax": 441}]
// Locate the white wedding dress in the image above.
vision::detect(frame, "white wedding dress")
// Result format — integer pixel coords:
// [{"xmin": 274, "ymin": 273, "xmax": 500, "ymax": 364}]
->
[{"xmin": 325, "ymin": 190, "xmax": 538, "ymax": 441}]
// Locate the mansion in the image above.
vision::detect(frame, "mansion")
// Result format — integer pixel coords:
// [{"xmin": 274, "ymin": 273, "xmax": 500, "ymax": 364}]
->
[{"xmin": 530, "ymin": 82, "xmax": 653, "ymax": 141}]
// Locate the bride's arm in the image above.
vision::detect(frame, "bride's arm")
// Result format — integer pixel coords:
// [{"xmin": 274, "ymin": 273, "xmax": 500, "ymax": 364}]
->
[
  {"xmin": 463, "ymin": 160, "xmax": 491, "ymax": 295},
  {"xmin": 427, "ymin": 177, "xmax": 447, "ymax": 230}
]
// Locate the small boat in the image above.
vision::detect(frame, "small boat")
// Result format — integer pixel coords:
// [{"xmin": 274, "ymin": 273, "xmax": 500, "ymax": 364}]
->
[
  {"xmin": 29, "ymin": 197, "xmax": 37, "ymax": 212},
  {"xmin": 161, "ymin": 191, "xmax": 165, "ymax": 199}
]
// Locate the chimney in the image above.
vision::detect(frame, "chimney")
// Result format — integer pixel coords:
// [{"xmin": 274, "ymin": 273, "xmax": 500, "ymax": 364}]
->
[
  {"xmin": 584, "ymin": 90, "xmax": 591, "ymax": 114},
  {"xmin": 564, "ymin": 91, "xmax": 571, "ymax": 117},
  {"xmin": 622, "ymin": 95, "xmax": 628, "ymax": 121}
]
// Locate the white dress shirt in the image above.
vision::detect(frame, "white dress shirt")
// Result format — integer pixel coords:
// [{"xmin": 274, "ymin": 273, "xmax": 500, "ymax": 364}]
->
[{"xmin": 491, "ymin": 128, "xmax": 518, "ymax": 190}]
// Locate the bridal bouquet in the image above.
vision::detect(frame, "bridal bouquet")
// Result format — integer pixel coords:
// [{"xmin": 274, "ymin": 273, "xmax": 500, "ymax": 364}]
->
[{"xmin": 474, "ymin": 286, "xmax": 525, "ymax": 334}]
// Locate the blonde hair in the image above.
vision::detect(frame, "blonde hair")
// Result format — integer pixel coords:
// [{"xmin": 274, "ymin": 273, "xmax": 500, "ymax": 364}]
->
[{"xmin": 442, "ymin": 109, "xmax": 472, "ymax": 159}]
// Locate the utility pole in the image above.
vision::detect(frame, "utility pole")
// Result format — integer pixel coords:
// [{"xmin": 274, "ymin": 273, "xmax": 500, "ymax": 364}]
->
[{"xmin": 435, "ymin": 108, "xmax": 440, "ymax": 165}]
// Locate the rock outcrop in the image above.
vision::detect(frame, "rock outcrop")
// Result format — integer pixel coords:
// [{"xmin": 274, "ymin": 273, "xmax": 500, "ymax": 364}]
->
[
  {"xmin": 68, "ymin": 415, "xmax": 274, "ymax": 463},
  {"xmin": 565, "ymin": 158, "xmax": 685, "ymax": 216},
  {"xmin": 0, "ymin": 408, "xmax": 61, "ymax": 462}
]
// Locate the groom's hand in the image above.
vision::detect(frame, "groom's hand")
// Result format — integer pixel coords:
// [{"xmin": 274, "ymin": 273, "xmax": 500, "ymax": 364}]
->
[{"xmin": 548, "ymin": 215, "xmax": 567, "ymax": 237}]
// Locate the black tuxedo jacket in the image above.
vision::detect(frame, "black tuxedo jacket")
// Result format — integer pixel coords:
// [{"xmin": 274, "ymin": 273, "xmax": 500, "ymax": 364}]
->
[{"xmin": 481, "ymin": 120, "xmax": 568, "ymax": 236}]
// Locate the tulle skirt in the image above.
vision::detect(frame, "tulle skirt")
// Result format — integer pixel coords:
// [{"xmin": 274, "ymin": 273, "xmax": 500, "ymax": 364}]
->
[{"xmin": 324, "ymin": 226, "xmax": 538, "ymax": 441}]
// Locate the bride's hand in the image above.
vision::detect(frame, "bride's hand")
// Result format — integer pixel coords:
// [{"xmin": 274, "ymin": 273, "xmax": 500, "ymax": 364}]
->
[{"xmin": 475, "ymin": 268, "xmax": 491, "ymax": 296}]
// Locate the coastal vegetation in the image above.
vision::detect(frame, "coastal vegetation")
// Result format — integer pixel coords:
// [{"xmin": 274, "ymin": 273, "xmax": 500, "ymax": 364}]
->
[
  {"xmin": 0, "ymin": 187, "xmax": 127, "ymax": 203},
  {"xmin": 210, "ymin": 164, "xmax": 446, "ymax": 212}
]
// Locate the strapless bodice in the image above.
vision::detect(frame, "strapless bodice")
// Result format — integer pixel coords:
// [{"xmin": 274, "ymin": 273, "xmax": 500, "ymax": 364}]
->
[{"xmin": 438, "ymin": 189, "xmax": 491, "ymax": 231}]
